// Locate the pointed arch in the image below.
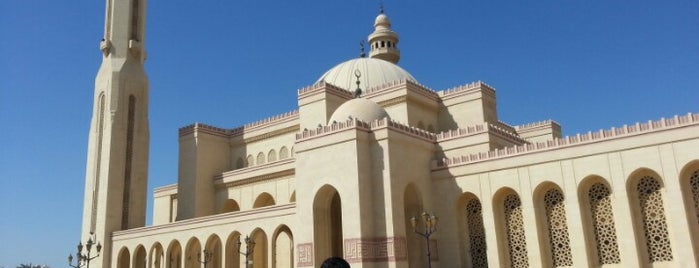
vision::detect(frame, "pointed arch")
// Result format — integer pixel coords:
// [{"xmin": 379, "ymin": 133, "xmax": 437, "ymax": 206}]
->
[
  {"xmin": 149, "ymin": 242, "xmax": 165, "ymax": 268},
  {"xmin": 272, "ymin": 225, "xmax": 294, "ymax": 268},
  {"xmin": 627, "ymin": 168, "xmax": 673, "ymax": 263},
  {"xmin": 225, "ymin": 231, "xmax": 241, "ymax": 268},
  {"xmin": 313, "ymin": 185, "xmax": 343, "ymax": 265},
  {"xmin": 221, "ymin": 199, "xmax": 241, "ymax": 213},
  {"xmin": 680, "ymin": 160, "xmax": 699, "ymax": 263},
  {"xmin": 578, "ymin": 175, "xmax": 620, "ymax": 265},
  {"xmin": 493, "ymin": 187, "xmax": 529, "ymax": 268},
  {"xmin": 533, "ymin": 182, "xmax": 572, "ymax": 267},
  {"xmin": 251, "ymin": 228, "xmax": 268, "ymax": 268},
  {"xmin": 184, "ymin": 237, "xmax": 202, "ymax": 268},
  {"xmin": 279, "ymin": 146, "xmax": 289, "ymax": 160},
  {"xmin": 246, "ymin": 155, "xmax": 254, "ymax": 167},
  {"xmin": 257, "ymin": 152, "xmax": 266, "ymax": 165},
  {"xmin": 455, "ymin": 192, "xmax": 487, "ymax": 267},
  {"xmin": 404, "ymin": 183, "xmax": 426, "ymax": 267},
  {"xmin": 253, "ymin": 192, "xmax": 275, "ymax": 208},
  {"xmin": 236, "ymin": 157, "xmax": 245, "ymax": 169},
  {"xmin": 117, "ymin": 247, "xmax": 131, "ymax": 268},
  {"xmin": 133, "ymin": 245, "xmax": 147, "ymax": 268},
  {"xmin": 268, "ymin": 149, "xmax": 277, "ymax": 163},
  {"xmin": 205, "ymin": 234, "xmax": 223, "ymax": 268},
  {"xmin": 166, "ymin": 240, "xmax": 183, "ymax": 268}
]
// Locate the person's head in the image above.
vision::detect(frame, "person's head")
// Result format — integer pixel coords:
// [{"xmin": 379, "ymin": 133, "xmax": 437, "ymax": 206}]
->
[{"xmin": 320, "ymin": 257, "xmax": 350, "ymax": 268}]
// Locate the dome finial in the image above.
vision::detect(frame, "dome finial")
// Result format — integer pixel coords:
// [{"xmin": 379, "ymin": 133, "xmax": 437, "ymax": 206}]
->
[
  {"xmin": 354, "ymin": 69, "xmax": 362, "ymax": 98},
  {"xmin": 380, "ymin": 2, "xmax": 385, "ymax": 14},
  {"xmin": 359, "ymin": 40, "xmax": 366, "ymax": 58}
]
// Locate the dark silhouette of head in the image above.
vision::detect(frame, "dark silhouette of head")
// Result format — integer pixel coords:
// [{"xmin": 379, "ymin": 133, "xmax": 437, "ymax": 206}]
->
[{"xmin": 320, "ymin": 257, "xmax": 350, "ymax": 268}]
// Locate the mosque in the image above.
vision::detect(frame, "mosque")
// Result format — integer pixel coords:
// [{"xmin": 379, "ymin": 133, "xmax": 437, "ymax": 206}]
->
[{"xmin": 80, "ymin": 0, "xmax": 699, "ymax": 267}]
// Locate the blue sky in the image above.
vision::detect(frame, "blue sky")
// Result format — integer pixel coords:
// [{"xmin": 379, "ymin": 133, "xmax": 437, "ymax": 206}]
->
[{"xmin": 1, "ymin": 0, "xmax": 697, "ymax": 267}]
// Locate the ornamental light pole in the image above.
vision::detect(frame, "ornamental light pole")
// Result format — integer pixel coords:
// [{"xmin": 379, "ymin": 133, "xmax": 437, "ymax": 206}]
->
[
  {"xmin": 237, "ymin": 235, "xmax": 256, "ymax": 268},
  {"xmin": 197, "ymin": 249, "xmax": 213, "ymax": 268},
  {"xmin": 411, "ymin": 212, "xmax": 438, "ymax": 268},
  {"xmin": 68, "ymin": 232, "xmax": 102, "ymax": 268}
]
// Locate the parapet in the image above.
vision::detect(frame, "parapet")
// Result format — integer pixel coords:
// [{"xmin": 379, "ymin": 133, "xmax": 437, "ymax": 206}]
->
[{"xmin": 434, "ymin": 113, "xmax": 699, "ymax": 169}]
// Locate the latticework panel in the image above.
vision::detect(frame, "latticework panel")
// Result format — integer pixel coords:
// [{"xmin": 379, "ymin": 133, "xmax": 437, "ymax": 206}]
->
[
  {"xmin": 588, "ymin": 183, "xmax": 621, "ymax": 264},
  {"xmin": 637, "ymin": 176, "xmax": 673, "ymax": 262},
  {"xmin": 544, "ymin": 189, "xmax": 573, "ymax": 267},
  {"xmin": 691, "ymin": 169, "xmax": 699, "ymax": 225},
  {"xmin": 504, "ymin": 194, "xmax": 529, "ymax": 268},
  {"xmin": 466, "ymin": 199, "xmax": 488, "ymax": 267}
]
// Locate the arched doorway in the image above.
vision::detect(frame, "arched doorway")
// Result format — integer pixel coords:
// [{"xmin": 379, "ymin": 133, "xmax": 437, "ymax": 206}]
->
[
  {"xmin": 185, "ymin": 238, "xmax": 202, "ymax": 268},
  {"xmin": 205, "ymin": 235, "xmax": 223, "ymax": 268},
  {"xmin": 273, "ymin": 225, "xmax": 293, "ymax": 268},
  {"xmin": 404, "ymin": 183, "xmax": 425, "ymax": 268},
  {"xmin": 251, "ymin": 228, "xmax": 268, "ymax": 268},
  {"xmin": 117, "ymin": 247, "xmax": 131, "ymax": 268},
  {"xmin": 149, "ymin": 242, "xmax": 165, "ymax": 268},
  {"xmin": 133, "ymin": 245, "xmax": 147, "ymax": 268},
  {"xmin": 166, "ymin": 240, "xmax": 182, "ymax": 268},
  {"xmin": 225, "ymin": 232, "xmax": 241, "ymax": 268},
  {"xmin": 313, "ymin": 185, "xmax": 343, "ymax": 265}
]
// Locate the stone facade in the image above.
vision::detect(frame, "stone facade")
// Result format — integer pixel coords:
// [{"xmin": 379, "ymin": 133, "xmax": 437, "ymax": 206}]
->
[{"xmin": 83, "ymin": 1, "xmax": 699, "ymax": 267}]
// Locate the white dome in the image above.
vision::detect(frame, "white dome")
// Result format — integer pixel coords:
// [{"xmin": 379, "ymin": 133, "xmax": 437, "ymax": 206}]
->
[
  {"xmin": 329, "ymin": 98, "xmax": 390, "ymax": 124},
  {"xmin": 317, "ymin": 57, "xmax": 417, "ymax": 91},
  {"xmin": 375, "ymin": 13, "xmax": 390, "ymax": 26}
]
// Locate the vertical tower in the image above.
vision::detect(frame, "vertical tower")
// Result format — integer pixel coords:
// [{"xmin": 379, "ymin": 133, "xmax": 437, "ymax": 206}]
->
[
  {"xmin": 368, "ymin": 8, "xmax": 401, "ymax": 64},
  {"xmin": 81, "ymin": 0, "xmax": 149, "ymax": 267}
]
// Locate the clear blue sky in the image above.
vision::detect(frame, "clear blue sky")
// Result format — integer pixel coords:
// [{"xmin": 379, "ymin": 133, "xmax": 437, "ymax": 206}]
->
[{"xmin": 1, "ymin": 0, "xmax": 697, "ymax": 267}]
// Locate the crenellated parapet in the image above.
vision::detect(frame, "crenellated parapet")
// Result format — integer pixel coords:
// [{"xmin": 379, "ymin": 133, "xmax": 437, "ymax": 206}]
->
[
  {"xmin": 433, "ymin": 113, "xmax": 699, "ymax": 169},
  {"xmin": 179, "ymin": 110, "xmax": 300, "ymax": 138},
  {"xmin": 436, "ymin": 122, "xmax": 526, "ymax": 144},
  {"xmin": 298, "ymin": 81, "xmax": 353, "ymax": 99},
  {"xmin": 179, "ymin": 122, "xmax": 231, "ymax": 137},
  {"xmin": 514, "ymin": 119, "xmax": 560, "ymax": 131},
  {"xmin": 438, "ymin": 80, "xmax": 496, "ymax": 98},
  {"xmin": 296, "ymin": 118, "xmax": 371, "ymax": 141},
  {"xmin": 372, "ymin": 118, "xmax": 437, "ymax": 141},
  {"xmin": 363, "ymin": 79, "xmax": 439, "ymax": 101}
]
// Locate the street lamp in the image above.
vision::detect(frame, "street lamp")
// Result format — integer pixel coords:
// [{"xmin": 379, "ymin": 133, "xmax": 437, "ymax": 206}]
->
[
  {"xmin": 237, "ymin": 235, "xmax": 256, "ymax": 268},
  {"xmin": 411, "ymin": 212, "xmax": 438, "ymax": 268},
  {"xmin": 68, "ymin": 232, "xmax": 102, "ymax": 268},
  {"xmin": 197, "ymin": 249, "xmax": 213, "ymax": 268}
]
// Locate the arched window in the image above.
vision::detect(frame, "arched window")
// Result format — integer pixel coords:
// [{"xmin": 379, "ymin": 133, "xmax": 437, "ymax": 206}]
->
[
  {"xmin": 253, "ymin": 193, "xmax": 275, "ymax": 208},
  {"xmin": 246, "ymin": 155, "xmax": 254, "ymax": 167},
  {"xmin": 502, "ymin": 193, "xmax": 528, "ymax": 268},
  {"xmin": 235, "ymin": 157, "xmax": 244, "ymax": 169},
  {"xmin": 466, "ymin": 198, "xmax": 488, "ymax": 267},
  {"xmin": 542, "ymin": 188, "xmax": 573, "ymax": 266},
  {"xmin": 587, "ymin": 182, "xmax": 621, "ymax": 264},
  {"xmin": 279, "ymin": 146, "xmax": 289, "ymax": 159},
  {"xmin": 256, "ymin": 152, "xmax": 265, "ymax": 165},
  {"xmin": 268, "ymin": 149, "xmax": 277, "ymax": 163},
  {"xmin": 635, "ymin": 175, "xmax": 673, "ymax": 262}
]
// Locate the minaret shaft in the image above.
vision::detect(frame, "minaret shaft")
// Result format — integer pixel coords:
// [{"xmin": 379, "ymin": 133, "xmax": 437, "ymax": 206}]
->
[{"xmin": 81, "ymin": 0, "xmax": 149, "ymax": 267}]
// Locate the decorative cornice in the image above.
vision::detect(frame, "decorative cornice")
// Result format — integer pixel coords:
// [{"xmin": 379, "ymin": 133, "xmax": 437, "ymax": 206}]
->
[
  {"xmin": 216, "ymin": 165, "xmax": 295, "ymax": 188},
  {"xmin": 433, "ymin": 113, "xmax": 699, "ymax": 169}
]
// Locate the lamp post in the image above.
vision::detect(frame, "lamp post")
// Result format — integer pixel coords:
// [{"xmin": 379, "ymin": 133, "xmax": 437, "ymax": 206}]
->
[
  {"xmin": 411, "ymin": 212, "xmax": 438, "ymax": 268},
  {"xmin": 68, "ymin": 232, "xmax": 102, "ymax": 268},
  {"xmin": 237, "ymin": 235, "xmax": 256, "ymax": 268},
  {"xmin": 197, "ymin": 249, "xmax": 213, "ymax": 268}
]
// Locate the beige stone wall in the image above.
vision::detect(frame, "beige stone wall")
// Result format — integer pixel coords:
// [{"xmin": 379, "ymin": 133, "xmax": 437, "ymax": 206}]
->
[{"xmin": 432, "ymin": 119, "xmax": 699, "ymax": 268}]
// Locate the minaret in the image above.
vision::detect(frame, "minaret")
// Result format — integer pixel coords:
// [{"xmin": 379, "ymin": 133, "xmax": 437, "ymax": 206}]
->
[
  {"xmin": 81, "ymin": 0, "xmax": 149, "ymax": 267},
  {"xmin": 368, "ymin": 7, "xmax": 401, "ymax": 63}
]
